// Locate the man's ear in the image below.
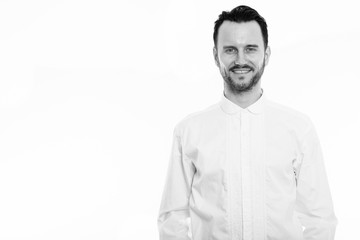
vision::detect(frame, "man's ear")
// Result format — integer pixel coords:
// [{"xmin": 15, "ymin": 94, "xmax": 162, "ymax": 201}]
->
[
  {"xmin": 213, "ymin": 47, "xmax": 220, "ymax": 67},
  {"xmin": 264, "ymin": 46, "xmax": 271, "ymax": 66}
]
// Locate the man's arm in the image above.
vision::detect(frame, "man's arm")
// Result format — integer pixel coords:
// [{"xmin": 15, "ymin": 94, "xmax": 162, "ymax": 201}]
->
[
  {"xmin": 295, "ymin": 123, "xmax": 338, "ymax": 240},
  {"xmin": 158, "ymin": 126, "xmax": 196, "ymax": 240}
]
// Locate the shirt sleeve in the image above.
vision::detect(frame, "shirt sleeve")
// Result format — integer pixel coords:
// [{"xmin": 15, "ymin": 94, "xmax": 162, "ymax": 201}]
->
[
  {"xmin": 295, "ymin": 123, "xmax": 338, "ymax": 240},
  {"xmin": 158, "ymin": 126, "xmax": 196, "ymax": 240}
]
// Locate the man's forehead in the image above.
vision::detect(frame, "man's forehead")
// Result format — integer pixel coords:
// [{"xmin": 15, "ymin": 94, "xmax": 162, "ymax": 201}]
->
[{"xmin": 217, "ymin": 20, "xmax": 264, "ymax": 47}]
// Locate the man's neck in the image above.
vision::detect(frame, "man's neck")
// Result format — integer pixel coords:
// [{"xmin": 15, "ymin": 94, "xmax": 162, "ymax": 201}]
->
[{"xmin": 224, "ymin": 85, "xmax": 262, "ymax": 109}]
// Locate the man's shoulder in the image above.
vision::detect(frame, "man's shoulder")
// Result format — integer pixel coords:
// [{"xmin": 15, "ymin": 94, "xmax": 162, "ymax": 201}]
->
[
  {"xmin": 264, "ymin": 98, "xmax": 314, "ymax": 132},
  {"xmin": 173, "ymin": 102, "xmax": 221, "ymax": 133},
  {"xmin": 265, "ymin": 99, "xmax": 310, "ymax": 119}
]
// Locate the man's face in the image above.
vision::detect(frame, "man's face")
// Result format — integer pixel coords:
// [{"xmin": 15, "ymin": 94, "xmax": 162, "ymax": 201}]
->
[{"xmin": 214, "ymin": 20, "xmax": 270, "ymax": 93}]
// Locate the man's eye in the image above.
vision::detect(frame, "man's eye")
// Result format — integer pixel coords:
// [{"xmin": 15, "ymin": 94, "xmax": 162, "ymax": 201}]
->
[
  {"xmin": 246, "ymin": 47, "xmax": 257, "ymax": 52},
  {"xmin": 225, "ymin": 48, "xmax": 236, "ymax": 54}
]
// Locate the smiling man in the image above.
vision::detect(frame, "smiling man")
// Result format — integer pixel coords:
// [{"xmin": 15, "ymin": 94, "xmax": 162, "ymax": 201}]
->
[
  {"xmin": 214, "ymin": 19, "xmax": 269, "ymax": 108},
  {"xmin": 158, "ymin": 5, "xmax": 337, "ymax": 240}
]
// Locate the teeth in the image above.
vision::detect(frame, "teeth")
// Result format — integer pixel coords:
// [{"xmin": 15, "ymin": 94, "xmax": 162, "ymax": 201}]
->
[{"xmin": 234, "ymin": 69, "xmax": 251, "ymax": 74}]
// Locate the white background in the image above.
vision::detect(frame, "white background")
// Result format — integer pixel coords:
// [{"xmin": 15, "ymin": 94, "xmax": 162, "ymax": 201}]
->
[{"xmin": 0, "ymin": 0, "xmax": 359, "ymax": 239}]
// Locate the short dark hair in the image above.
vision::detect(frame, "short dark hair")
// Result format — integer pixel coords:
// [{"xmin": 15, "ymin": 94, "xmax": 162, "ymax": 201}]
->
[{"xmin": 213, "ymin": 5, "xmax": 268, "ymax": 49}]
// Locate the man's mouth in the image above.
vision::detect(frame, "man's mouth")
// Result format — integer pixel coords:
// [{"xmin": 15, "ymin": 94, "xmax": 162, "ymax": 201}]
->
[{"xmin": 230, "ymin": 66, "xmax": 253, "ymax": 74}]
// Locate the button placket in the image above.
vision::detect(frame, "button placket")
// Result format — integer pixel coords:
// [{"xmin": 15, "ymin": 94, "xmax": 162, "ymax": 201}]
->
[{"xmin": 240, "ymin": 111, "xmax": 253, "ymax": 239}]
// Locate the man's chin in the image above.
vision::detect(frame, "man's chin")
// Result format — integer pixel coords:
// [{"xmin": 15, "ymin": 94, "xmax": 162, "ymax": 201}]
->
[
  {"xmin": 226, "ymin": 76, "xmax": 257, "ymax": 92},
  {"xmin": 228, "ymin": 82, "xmax": 252, "ymax": 92},
  {"xmin": 232, "ymin": 77, "xmax": 250, "ymax": 86},
  {"xmin": 231, "ymin": 74, "xmax": 254, "ymax": 85}
]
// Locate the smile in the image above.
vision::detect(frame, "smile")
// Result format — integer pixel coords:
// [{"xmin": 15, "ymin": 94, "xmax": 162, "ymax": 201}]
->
[{"xmin": 232, "ymin": 69, "xmax": 252, "ymax": 74}]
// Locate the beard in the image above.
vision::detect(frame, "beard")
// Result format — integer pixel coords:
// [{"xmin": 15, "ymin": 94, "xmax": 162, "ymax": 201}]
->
[{"xmin": 221, "ymin": 59, "xmax": 265, "ymax": 94}]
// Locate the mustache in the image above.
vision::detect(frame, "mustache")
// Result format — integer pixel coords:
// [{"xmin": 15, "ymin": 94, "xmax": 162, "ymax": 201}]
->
[{"xmin": 230, "ymin": 64, "xmax": 254, "ymax": 71}]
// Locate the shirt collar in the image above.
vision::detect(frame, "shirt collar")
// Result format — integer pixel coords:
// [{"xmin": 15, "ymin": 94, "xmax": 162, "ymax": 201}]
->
[{"xmin": 220, "ymin": 90, "xmax": 266, "ymax": 115}]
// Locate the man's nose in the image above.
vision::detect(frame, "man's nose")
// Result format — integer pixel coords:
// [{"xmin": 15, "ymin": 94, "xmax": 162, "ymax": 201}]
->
[{"xmin": 235, "ymin": 51, "xmax": 247, "ymax": 65}]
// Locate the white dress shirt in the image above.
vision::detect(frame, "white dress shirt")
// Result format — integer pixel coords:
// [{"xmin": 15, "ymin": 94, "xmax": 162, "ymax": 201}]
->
[{"xmin": 158, "ymin": 92, "xmax": 337, "ymax": 240}]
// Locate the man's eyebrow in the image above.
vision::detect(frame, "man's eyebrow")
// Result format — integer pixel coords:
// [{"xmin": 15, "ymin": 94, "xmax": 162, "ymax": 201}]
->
[
  {"xmin": 222, "ymin": 44, "xmax": 259, "ymax": 48},
  {"xmin": 222, "ymin": 45, "xmax": 236, "ymax": 49},
  {"xmin": 246, "ymin": 44, "xmax": 259, "ymax": 48}
]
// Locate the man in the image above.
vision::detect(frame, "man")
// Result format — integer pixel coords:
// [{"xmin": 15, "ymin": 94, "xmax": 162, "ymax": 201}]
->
[{"xmin": 158, "ymin": 5, "xmax": 337, "ymax": 240}]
